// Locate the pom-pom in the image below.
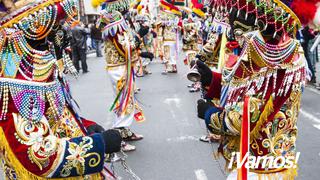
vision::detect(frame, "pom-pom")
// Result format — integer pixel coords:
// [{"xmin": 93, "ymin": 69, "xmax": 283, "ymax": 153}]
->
[
  {"xmin": 137, "ymin": 5, "xmax": 143, "ymax": 13},
  {"xmin": 191, "ymin": 0, "xmax": 203, "ymax": 9},
  {"xmin": 291, "ymin": 0, "xmax": 318, "ymax": 25},
  {"xmin": 91, "ymin": 0, "xmax": 105, "ymax": 8}
]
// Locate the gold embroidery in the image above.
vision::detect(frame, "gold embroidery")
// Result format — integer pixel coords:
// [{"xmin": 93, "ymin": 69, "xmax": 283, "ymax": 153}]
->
[
  {"xmin": 260, "ymin": 91, "xmax": 301, "ymax": 160},
  {"xmin": 251, "ymin": 138, "xmax": 264, "ymax": 155},
  {"xmin": 13, "ymin": 113, "xmax": 58, "ymax": 170},
  {"xmin": 60, "ymin": 136, "xmax": 100, "ymax": 177},
  {"xmin": 209, "ymin": 112, "xmax": 222, "ymax": 134},
  {"xmin": 104, "ymin": 40, "xmax": 126, "ymax": 66},
  {"xmin": 49, "ymin": 107, "xmax": 83, "ymax": 138}
]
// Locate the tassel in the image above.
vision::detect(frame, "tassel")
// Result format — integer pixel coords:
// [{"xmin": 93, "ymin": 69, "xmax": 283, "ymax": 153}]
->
[
  {"xmin": 252, "ymin": 167, "xmax": 298, "ymax": 179},
  {"xmin": 109, "ymin": 87, "xmax": 123, "ymax": 112}
]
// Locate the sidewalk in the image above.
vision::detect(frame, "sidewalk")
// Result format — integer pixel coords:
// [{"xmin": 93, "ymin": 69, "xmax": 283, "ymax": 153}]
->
[{"xmin": 316, "ymin": 62, "xmax": 320, "ymax": 85}]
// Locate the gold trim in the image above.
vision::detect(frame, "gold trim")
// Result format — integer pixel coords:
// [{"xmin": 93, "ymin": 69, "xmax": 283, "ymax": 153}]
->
[
  {"xmin": 113, "ymin": 38, "xmax": 126, "ymax": 57},
  {"xmin": 1, "ymin": 0, "xmax": 62, "ymax": 28},
  {"xmin": 273, "ymin": 0, "xmax": 302, "ymax": 28},
  {"xmin": 0, "ymin": 127, "xmax": 101, "ymax": 179}
]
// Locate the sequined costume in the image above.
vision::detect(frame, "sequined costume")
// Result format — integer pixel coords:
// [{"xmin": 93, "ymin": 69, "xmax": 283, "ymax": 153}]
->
[
  {"xmin": 195, "ymin": 5, "xmax": 231, "ymax": 70},
  {"xmin": 155, "ymin": 20, "xmax": 164, "ymax": 59},
  {"xmin": 195, "ymin": 0, "xmax": 318, "ymax": 179},
  {"xmin": 182, "ymin": 17, "xmax": 199, "ymax": 65},
  {"xmin": 160, "ymin": 11, "xmax": 180, "ymax": 73},
  {"xmin": 0, "ymin": 0, "xmax": 118, "ymax": 179},
  {"xmin": 94, "ymin": 0, "xmax": 145, "ymax": 129},
  {"xmin": 135, "ymin": 12, "xmax": 154, "ymax": 76}
]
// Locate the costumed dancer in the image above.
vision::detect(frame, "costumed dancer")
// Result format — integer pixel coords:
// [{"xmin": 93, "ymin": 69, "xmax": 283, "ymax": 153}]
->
[
  {"xmin": 182, "ymin": 15, "xmax": 201, "ymax": 92},
  {"xmin": 159, "ymin": 11, "xmax": 180, "ymax": 74},
  {"xmin": 194, "ymin": 0, "xmax": 320, "ymax": 179},
  {"xmin": 92, "ymin": 0, "xmax": 148, "ymax": 151},
  {"xmin": 135, "ymin": 10, "xmax": 154, "ymax": 77},
  {"xmin": 159, "ymin": 0, "xmax": 183, "ymax": 74},
  {"xmin": 195, "ymin": 0, "xmax": 231, "ymax": 71},
  {"xmin": 154, "ymin": 16, "xmax": 165, "ymax": 62},
  {"xmin": 189, "ymin": 3, "xmax": 231, "ymax": 142},
  {"xmin": 182, "ymin": 15, "xmax": 199, "ymax": 64},
  {"xmin": 0, "ymin": 0, "xmax": 122, "ymax": 179}
]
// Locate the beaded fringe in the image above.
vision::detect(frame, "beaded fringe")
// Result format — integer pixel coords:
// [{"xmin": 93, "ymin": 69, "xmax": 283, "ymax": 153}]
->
[
  {"xmin": 0, "ymin": 128, "xmax": 102, "ymax": 180},
  {"xmin": 256, "ymin": 168, "xmax": 298, "ymax": 180}
]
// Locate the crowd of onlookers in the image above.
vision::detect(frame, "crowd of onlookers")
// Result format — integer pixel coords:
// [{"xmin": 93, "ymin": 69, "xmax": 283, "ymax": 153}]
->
[{"xmin": 63, "ymin": 21, "xmax": 320, "ymax": 91}]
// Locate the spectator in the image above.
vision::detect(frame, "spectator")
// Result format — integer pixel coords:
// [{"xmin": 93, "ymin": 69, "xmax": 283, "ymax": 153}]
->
[
  {"xmin": 84, "ymin": 24, "xmax": 93, "ymax": 52},
  {"xmin": 301, "ymin": 26, "xmax": 316, "ymax": 83},
  {"xmin": 71, "ymin": 22, "xmax": 89, "ymax": 73},
  {"xmin": 91, "ymin": 23, "xmax": 103, "ymax": 57}
]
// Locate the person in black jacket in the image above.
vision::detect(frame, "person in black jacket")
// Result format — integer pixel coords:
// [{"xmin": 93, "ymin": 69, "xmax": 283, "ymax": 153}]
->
[
  {"xmin": 91, "ymin": 23, "xmax": 103, "ymax": 57},
  {"xmin": 301, "ymin": 26, "xmax": 316, "ymax": 83},
  {"xmin": 71, "ymin": 22, "xmax": 89, "ymax": 73}
]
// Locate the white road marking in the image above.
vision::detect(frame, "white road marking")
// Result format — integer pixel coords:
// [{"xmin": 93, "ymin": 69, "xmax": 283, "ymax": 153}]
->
[
  {"xmin": 313, "ymin": 124, "xmax": 320, "ymax": 130},
  {"xmin": 163, "ymin": 98, "xmax": 181, "ymax": 119},
  {"xmin": 163, "ymin": 97, "xmax": 192, "ymax": 126},
  {"xmin": 300, "ymin": 109, "xmax": 320, "ymax": 124},
  {"xmin": 300, "ymin": 109, "xmax": 320, "ymax": 130},
  {"xmin": 166, "ymin": 135, "xmax": 200, "ymax": 142},
  {"xmin": 163, "ymin": 97, "xmax": 182, "ymax": 108},
  {"xmin": 194, "ymin": 169, "xmax": 208, "ymax": 180},
  {"xmin": 306, "ymin": 86, "xmax": 320, "ymax": 96}
]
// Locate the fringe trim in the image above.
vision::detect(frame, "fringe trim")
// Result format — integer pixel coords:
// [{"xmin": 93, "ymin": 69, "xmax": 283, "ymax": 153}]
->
[
  {"xmin": 0, "ymin": 128, "xmax": 102, "ymax": 180},
  {"xmin": 250, "ymin": 95, "xmax": 274, "ymax": 140},
  {"xmin": 255, "ymin": 167, "xmax": 298, "ymax": 180}
]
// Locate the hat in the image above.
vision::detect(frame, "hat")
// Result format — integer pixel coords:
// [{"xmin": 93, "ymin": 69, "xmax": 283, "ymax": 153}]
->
[
  {"xmin": 98, "ymin": 10, "xmax": 129, "ymax": 38},
  {"xmin": 160, "ymin": 0, "xmax": 182, "ymax": 16},
  {"xmin": 1, "ymin": 0, "xmax": 79, "ymax": 29},
  {"xmin": 211, "ymin": 0, "xmax": 320, "ymax": 35},
  {"xmin": 191, "ymin": 0, "xmax": 205, "ymax": 18}
]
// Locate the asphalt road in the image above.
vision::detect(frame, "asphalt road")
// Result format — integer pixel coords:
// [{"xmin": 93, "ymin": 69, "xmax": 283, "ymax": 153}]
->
[{"xmin": 67, "ymin": 52, "xmax": 320, "ymax": 180}]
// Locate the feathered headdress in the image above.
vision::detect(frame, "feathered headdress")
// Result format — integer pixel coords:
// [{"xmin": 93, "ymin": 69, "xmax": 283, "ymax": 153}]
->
[
  {"xmin": 160, "ymin": 0, "xmax": 182, "ymax": 16},
  {"xmin": 191, "ymin": 0, "xmax": 205, "ymax": 18}
]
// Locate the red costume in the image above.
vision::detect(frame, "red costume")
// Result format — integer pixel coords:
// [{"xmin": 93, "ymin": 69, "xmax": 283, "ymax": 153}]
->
[{"xmin": 0, "ymin": 0, "xmax": 118, "ymax": 179}]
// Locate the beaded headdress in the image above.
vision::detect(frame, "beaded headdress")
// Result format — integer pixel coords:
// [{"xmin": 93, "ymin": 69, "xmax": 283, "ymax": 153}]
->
[
  {"xmin": 1, "ymin": 0, "xmax": 79, "ymax": 28},
  {"xmin": 209, "ymin": 0, "xmax": 305, "ymax": 37},
  {"xmin": 98, "ymin": 10, "xmax": 129, "ymax": 39},
  {"xmin": 0, "ymin": 0, "xmax": 80, "ymax": 80}
]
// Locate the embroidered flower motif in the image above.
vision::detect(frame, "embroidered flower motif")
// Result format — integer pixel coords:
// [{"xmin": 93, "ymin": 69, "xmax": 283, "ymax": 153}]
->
[
  {"xmin": 13, "ymin": 114, "xmax": 57, "ymax": 170},
  {"xmin": 25, "ymin": 128, "xmax": 44, "ymax": 152},
  {"xmin": 66, "ymin": 143, "xmax": 86, "ymax": 165},
  {"xmin": 60, "ymin": 137, "xmax": 99, "ymax": 177},
  {"xmin": 274, "ymin": 140, "xmax": 295, "ymax": 158}
]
